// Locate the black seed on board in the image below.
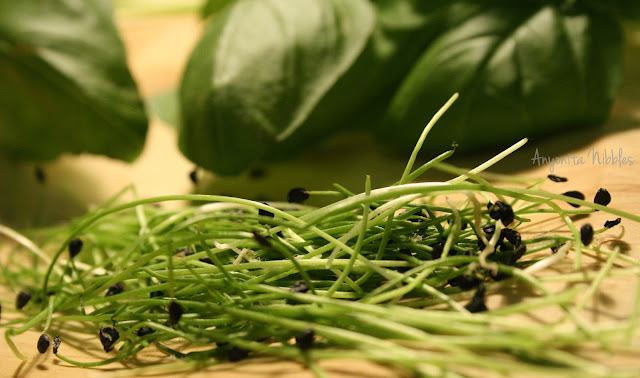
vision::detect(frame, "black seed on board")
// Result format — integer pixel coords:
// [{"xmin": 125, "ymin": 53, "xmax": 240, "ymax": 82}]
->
[
  {"xmin": 488, "ymin": 201, "xmax": 514, "ymax": 226},
  {"xmin": 105, "ymin": 282, "xmax": 124, "ymax": 297},
  {"xmin": 295, "ymin": 328, "xmax": 315, "ymax": 350},
  {"xmin": 464, "ymin": 283, "xmax": 488, "ymax": 313},
  {"xmin": 199, "ymin": 256, "xmax": 213, "ymax": 264},
  {"xmin": 0, "ymin": 303, "xmax": 2, "ymax": 320},
  {"xmin": 53, "ymin": 335, "xmax": 61, "ymax": 354},
  {"xmin": 551, "ymin": 243, "xmax": 565, "ymax": 254},
  {"xmin": 252, "ymin": 231, "xmax": 272, "ymax": 247},
  {"xmin": 562, "ymin": 191, "xmax": 585, "ymax": 208},
  {"xmin": 580, "ymin": 224, "xmax": 594, "ymax": 246},
  {"xmin": 188, "ymin": 168, "xmax": 198, "ymax": 184},
  {"xmin": 448, "ymin": 275, "xmax": 481, "ymax": 290},
  {"xmin": 249, "ymin": 167, "xmax": 266, "ymax": 179},
  {"xmin": 16, "ymin": 291, "xmax": 31, "ymax": 310},
  {"xmin": 137, "ymin": 326, "xmax": 155, "ymax": 337},
  {"xmin": 290, "ymin": 280, "xmax": 309, "ymax": 294},
  {"xmin": 99, "ymin": 326, "xmax": 119, "ymax": 352},
  {"xmin": 228, "ymin": 346, "xmax": 249, "ymax": 362},
  {"xmin": 593, "ymin": 188, "xmax": 611, "ymax": 207},
  {"xmin": 547, "ymin": 174, "xmax": 568, "ymax": 182},
  {"xmin": 604, "ymin": 218, "xmax": 621, "ymax": 229},
  {"xmin": 34, "ymin": 166, "xmax": 46, "ymax": 184},
  {"xmin": 168, "ymin": 301, "xmax": 183, "ymax": 325},
  {"xmin": 37, "ymin": 334, "xmax": 50, "ymax": 354},
  {"xmin": 68, "ymin": 238, "xmax": 83, "ymax": 258},
  {"xmin": 287, "ymin": 187, "xmax": 309, "ymax": 204}
]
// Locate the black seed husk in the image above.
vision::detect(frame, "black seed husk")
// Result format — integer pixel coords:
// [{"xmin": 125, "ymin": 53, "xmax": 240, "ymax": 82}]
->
[
  {"xmin": 199, "ymin": 257, "xmax": 213, "ymax": 264},
  {"xmin": 594, "ymin": 188, "xmax": 611, "ymax": 207},
  {"xmin": 448, "ymin": 275, "xmax": 481, "ymax": 290},
  {"xmin": 174, "ymin": 247, "xmax": 193, "ymax": 257},
  {"xmin": 35, "ymin": 166, "xmax": 46, "ymax": 184},
  {"xmin": 228, "ymin": 347, "xmax": 249, "ymax": 362},
  {"xmin": 287, "ymin": 187, "xmax": 309, "ymax": 204},
  {"xmin": 580, "ymin": 224, "xmax": 594, "ymax": 246},
  {"xmin": 296, "ymin": 328, "xmax": 315, "ymax": 350},
  {"xmin": 188, "ymin": 168, "xmax": 198, "ymax": 184},
  {"xmin": 464, "ymin": 283, "xmax": 488, "ymax": 313},
  {"xmin": 137, "ymin": 327, "xmax": 155, "ymax": 337},
  {"xmin": 53, "ymin": 335, "xmax": 61, "ymax": 354},
  {"xmin": 510, "ymin": 244, "xmax": 527, "ymax": 265},
  {"xmin": 429, "ymin": 243, "xmax": 443, "ymax": 259},
  {"xmin": 99, "ymin": 326, "xmax": 119, "ymax": 352},
  {"xmin": 249, "ymin": 167, "xmax": 266, "ymax": 179},
  {"xmin": 16, "ymin": 291, "xmax": 31, "ymax": 310},
  {"xmin": 551, "ymin": 243, "xmax": 565, "ymax": 254},
  {"xmin": 258, "ymin": 203, "xmax": 274, "ymax": 218},
  {"xmin": 562, "ymin": 191, "xmax": 585, "ymax": 208},
  {"xmin": 68, "ymin": 238, "xmax": 83, "ymax": 258},
  {"xmin": 488, "ymin": 201, "xmax": 514, "ymax": 226},
  {"xmin": 105, "ymin": 282, "xmax": 124, "ymax": 297},
  {"xmin": 547, "ymin": 174, "xmax": 568, "ymax": 182},
  {"xmin": 252, "ymin": 231, "xmax": 272, "ymax": 247},
  {"xmin": 37, "ymin": 334, "xmax": 50, "ymax": 354},
  {"xmin": 482, "ymin": 224, "xmax": 496, "ymax": 235},
  {"xmin": 290, "ymin": 280, "xmax": 309, "ymax": 294},
  {"xmin": 169, "ymin": 301, "xmax": 183, "ymax": 325},
  {"xmin": 604, "ymin": 218, "xmax": 621, "ymax": 228},
  {"xmin": 501, "ymin": 228, "xmax": 521, "ymax": 247}
]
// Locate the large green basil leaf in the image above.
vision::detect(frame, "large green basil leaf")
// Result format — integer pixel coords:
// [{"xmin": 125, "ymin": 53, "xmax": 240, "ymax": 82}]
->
[
  {"xmin": 377, "ymin": 2, "xmax": 624, "ymax": 153},
  {"xmin": 0, "ymin": 0, "xmax": 148, "ymax": 162},
  {"xmin": 179, "ymin": 0, "xmax": 375, "ymax": 175}
]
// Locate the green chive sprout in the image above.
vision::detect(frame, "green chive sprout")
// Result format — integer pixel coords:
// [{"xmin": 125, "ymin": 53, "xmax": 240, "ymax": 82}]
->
[{"xmin": 1, "ymin": 94, "xmax": 640, "ymax": 376}]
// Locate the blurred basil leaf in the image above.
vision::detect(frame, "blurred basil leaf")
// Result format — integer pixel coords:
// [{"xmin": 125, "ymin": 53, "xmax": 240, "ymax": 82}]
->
[
  {"xmin": 179, "ymin": 0, "xmax": 375, "ymax": 175},
  {"xmin": 377, "ymin": 2, "xmax": 624, "ymax": 153},
  {"xmin": 0, "ymin": 0, "xmax": 148, "ymax": 162},
  {"xmin": 180, "ymin": 0, "xmax": 626, "ymax": 175},
  {"xmin": 148, "ymin": 89, "xmax": 180, "ymax": 129},
  {"xmin": 201, "ymin": 0, "xmax": 237, "ymax": 18}
]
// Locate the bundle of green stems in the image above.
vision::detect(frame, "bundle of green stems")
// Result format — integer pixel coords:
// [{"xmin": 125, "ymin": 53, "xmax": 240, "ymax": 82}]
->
[{"xmin": 2, "ymin": 95, "xmax": 639, "ymax": 377}]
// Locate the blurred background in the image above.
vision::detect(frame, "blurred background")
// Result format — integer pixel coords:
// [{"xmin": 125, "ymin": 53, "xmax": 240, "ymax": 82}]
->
[{"xmin": 1, "ymin": 0, "xmax": 639, "ymax": 228}]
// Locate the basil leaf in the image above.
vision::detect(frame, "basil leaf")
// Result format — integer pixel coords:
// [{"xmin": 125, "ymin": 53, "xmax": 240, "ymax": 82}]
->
[
  {"xmin": 0, "ymin": 0, "xmax": 148, "ymax": 162},
  {"xmin": 377, "ymin": 2, "xmax": 624, "ymax": 153},
  {"xmin": 201, "ymin": 0, "xmax": 237, "ymax": 18},
  {"xmin": 179, "ymin": 0, "xmax": 375, "ymax": 175}
]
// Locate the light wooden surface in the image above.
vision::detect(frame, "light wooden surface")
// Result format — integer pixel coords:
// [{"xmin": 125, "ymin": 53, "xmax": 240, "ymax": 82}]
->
[{"xmin": 2, "ymin": 12, "xmax": 640, "ymax": 378}]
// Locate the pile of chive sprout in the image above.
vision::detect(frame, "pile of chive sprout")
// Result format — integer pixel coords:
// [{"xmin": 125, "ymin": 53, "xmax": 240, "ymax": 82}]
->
[{"xmin": 2, "ymin": 94, "xmax": 640, "ymax": 377}]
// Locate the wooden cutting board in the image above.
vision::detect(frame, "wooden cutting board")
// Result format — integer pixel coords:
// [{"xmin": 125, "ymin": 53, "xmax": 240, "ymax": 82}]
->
[{"xmin": 2, "ymin": 12, "xmax": 640, "ymax": 378}]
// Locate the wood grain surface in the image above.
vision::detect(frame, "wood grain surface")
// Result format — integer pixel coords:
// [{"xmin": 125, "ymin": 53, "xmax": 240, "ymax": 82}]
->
[{"xmin": 1, "ymin": 11, "xmax": 640, "ymax": 378}]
